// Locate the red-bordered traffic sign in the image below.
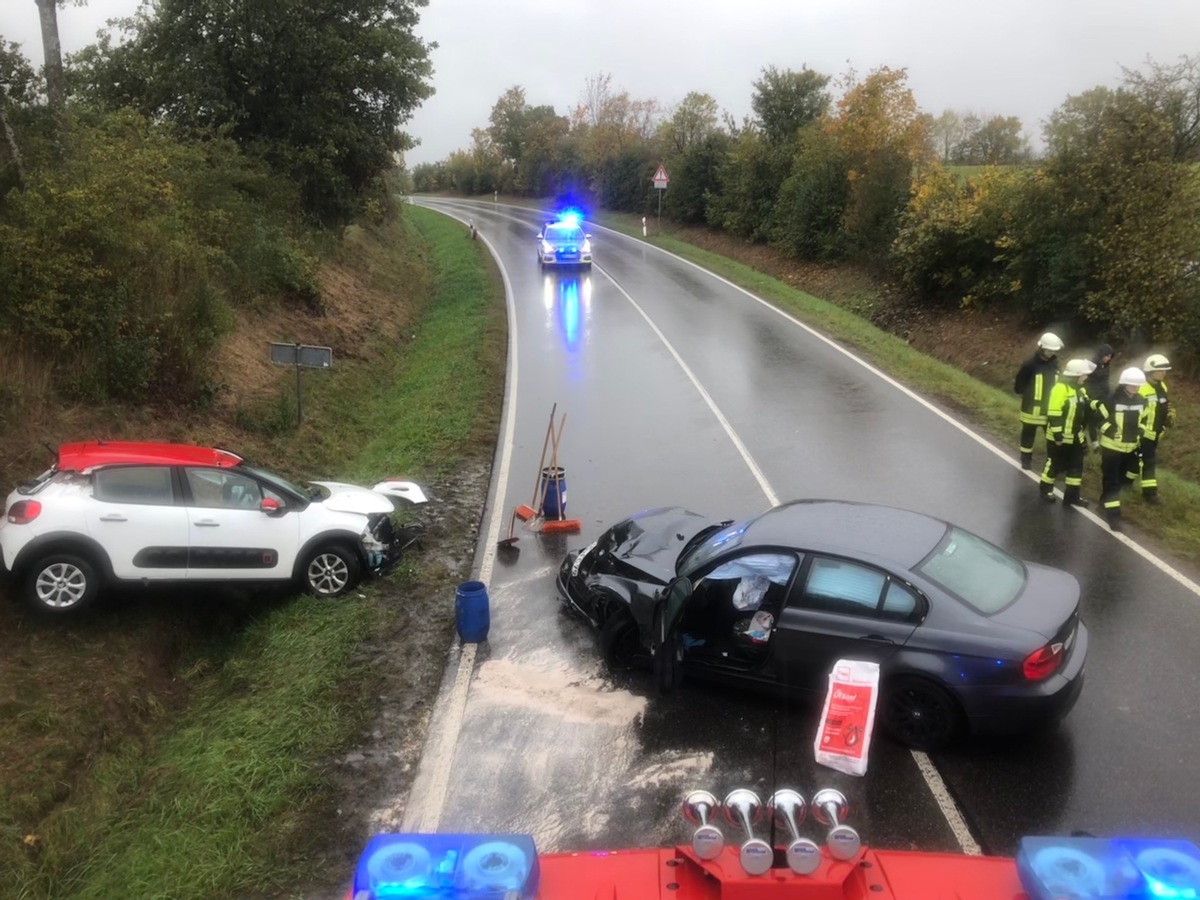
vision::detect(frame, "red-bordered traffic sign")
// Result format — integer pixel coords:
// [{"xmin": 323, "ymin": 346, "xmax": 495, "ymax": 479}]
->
[{"xmin": 652, "ymin": 165, "xmax": 670, "ymax": 188}]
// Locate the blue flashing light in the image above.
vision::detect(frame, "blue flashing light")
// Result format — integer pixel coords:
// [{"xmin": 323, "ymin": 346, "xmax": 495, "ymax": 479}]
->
[
  {"xmin": 352, "ymin": 833, "xmax": 539, "ymax": 899},
  {"xmin": 1017, "ymin": 836, "xmax": 1200, "ymax": 900},
  {"xmin": 555, "ymin": 207, "xmax": 584, "ymax": 227}
]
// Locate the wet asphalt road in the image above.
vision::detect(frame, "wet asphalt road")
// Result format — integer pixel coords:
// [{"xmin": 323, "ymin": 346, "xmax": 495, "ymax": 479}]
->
[{"xmin": 397, "ymin": 197, "xmax": 1200, "ymax": 857}]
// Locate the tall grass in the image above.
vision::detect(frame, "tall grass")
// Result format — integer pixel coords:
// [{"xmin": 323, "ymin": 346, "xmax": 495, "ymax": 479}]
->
[{"xmin": 4, "ymin": 205, "xmax": 505, "ymax": 898}]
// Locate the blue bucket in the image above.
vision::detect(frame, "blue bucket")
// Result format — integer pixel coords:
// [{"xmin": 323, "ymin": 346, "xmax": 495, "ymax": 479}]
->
[
  {"xmin": 455, "ymin": 581, "xmax": 490, "ymax": 643},
  {"xmin": 541, "ymin": 466, "xmax": 567, "ymax": 518}
]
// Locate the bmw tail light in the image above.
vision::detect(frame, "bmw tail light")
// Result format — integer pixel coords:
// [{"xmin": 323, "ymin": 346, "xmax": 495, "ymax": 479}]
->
[
  {"xmin": 7, "ymin": 500, "xmax": 42, "ymax": 524},
  {"xmin": 1023, "ymin": 641, "xmax": 1065, "ymax": 681}
]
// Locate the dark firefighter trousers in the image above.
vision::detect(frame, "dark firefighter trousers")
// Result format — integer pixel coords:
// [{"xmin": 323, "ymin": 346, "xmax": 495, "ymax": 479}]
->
[
  {"xmin": 1100, "ymin": 447, "xmax": 1140, "ymax": 518},
  {"xmin": 1020, "ymin": 422, "xmax": 1046, "ymax": 466},
  {"xmin": 1140, "ymin": 439, "xmax": 1160, "ymax": 498},
  {"xmin": 1040, "ymin": 441, "xmax": 1086, "ymax": 502}
]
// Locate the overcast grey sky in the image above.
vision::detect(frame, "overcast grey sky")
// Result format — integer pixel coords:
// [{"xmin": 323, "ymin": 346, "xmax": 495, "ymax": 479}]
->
[{"xmin": 4, "ymin": 0, "xmax": 1199, "ymax": 164}]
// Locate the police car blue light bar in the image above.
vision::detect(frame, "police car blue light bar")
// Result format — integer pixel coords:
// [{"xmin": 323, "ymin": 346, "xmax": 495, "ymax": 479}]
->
[
  {"xmin": 555, "ymin": 208, "xmax": 583, "ymax": 227},
  {"xmin": 350, "ymin": 833, "xmax": 539, "ymax": 899},
  {"xmin": 1017, "ymin": 836, "xmax": 1200, "ymax": 900}
]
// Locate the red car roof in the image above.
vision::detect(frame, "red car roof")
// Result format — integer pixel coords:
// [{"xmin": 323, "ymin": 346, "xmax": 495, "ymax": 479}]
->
[{"xmin": 56, "ymin": 442, "xmax": 244, "ymax": 472}]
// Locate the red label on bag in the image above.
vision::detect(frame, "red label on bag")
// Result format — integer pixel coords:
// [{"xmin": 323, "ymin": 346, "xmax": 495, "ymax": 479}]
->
[{"xmin": 817, "ymin": 682, "xmax": 874, "ymax": 759}]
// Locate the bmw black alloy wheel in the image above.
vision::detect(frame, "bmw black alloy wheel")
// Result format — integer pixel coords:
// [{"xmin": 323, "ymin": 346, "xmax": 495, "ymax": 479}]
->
[{"xmin": 884, "ymin": 678, "xmax": 959, "ymax": 750}]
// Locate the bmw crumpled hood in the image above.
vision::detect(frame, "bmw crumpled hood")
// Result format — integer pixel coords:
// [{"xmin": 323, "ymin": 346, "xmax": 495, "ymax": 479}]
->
[
  {"xmin": 599, "ymin": 506, "xmax": 718, "ymax": 584},
  {"xmin": 311, "ymin": 480, "xmax": 428, "ymax": 516}
]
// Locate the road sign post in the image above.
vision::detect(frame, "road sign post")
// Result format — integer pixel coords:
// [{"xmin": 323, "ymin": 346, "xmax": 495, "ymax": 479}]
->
[
  {"xmin": 652, "ymin": 164, "xmax": 670, "ymax": 233},
  {"xmin": 269, "ymin": 342, "xmax": 333, "ymax": 425}
]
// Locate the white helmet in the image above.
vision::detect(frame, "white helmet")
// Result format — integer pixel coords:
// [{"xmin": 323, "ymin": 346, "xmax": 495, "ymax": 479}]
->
[
  {"xmin": 1037, "ymin": 332, "xmax": 1064, "ymax": 352},
  {"xmin": 1062, "ymin": 359, "xmax": 1097, "ymax": 378},
  {"xmin": 1118, "ymin": 367, "xmax": 1148, "ymax": 387},
  {"xmin": 1144, "ymin": 353, "xmax": 1171, "ymax": 372}
]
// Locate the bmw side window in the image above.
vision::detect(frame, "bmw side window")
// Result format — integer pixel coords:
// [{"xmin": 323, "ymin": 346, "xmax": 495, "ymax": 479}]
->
[
  {"xmin": 881, "ymin": 581, "xmax": 921, "ymax": 621},
  {"xmin": 798, "ymin": 557, "xmax": 886, "ymax": 616},
  {"xmin": 93, "ymin": 466, "xmax": 176, "ymax": 506}
]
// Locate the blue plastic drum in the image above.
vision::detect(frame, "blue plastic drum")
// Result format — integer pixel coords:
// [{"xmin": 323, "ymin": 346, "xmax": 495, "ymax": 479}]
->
[
  {"xmin": 540, "ymin": 466, "xmax": 567, "ymax": 518},
  {"xmin": 455, "ymin": 581, "xmax": 490, "ymax": 643}
]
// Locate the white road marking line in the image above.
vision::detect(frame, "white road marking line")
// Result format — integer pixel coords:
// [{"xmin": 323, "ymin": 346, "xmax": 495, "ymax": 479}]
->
[
  {"xmin": 421, "ymin": 200, "xmax": 985, "ymax": 854},
  {"xmin": 595, "ymin": 219, "xmax": 1200, "ymax": 600},
  {"xmin": 402, "ymin": 202, "xmax": 519, "ymax": 832},
  {"xmin": 912, "ymin": 750, "xmax": 982, "ymax": 855},
  {"xmin": 594, "ymin": 264, "xmax": 779, "ymax": 507}
]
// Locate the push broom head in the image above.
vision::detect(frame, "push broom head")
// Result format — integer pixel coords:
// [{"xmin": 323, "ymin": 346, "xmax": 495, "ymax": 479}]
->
[{"xmin": 541, "ymin": 517, "xmax": 581, "ymax": 534}]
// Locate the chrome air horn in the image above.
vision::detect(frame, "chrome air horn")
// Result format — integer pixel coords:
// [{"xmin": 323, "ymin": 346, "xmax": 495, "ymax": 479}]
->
[
  {"xmin": 769, "ymin": 789, "xmax": 822, "ymax": 874},
  {"xmin": 723, "ymin": 789, "xmax": 773, "ymax": 875},
  {"xmin": 681, "ymin": 790, "xmax": 724, "ymax": 860},
  {"xmin": 812, "ymin": 788, "xmax": 861, "ymax": 861}
]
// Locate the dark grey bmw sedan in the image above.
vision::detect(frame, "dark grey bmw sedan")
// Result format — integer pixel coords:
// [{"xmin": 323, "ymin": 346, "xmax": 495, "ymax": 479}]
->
[{"xmin": 556, "ymin": 499, "xmax": 1087, "ymax": 750}]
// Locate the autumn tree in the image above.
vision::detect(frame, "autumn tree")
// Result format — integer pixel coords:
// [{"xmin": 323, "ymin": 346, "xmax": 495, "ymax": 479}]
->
[
  {"xmin": 751, "ymin": 65, "xmax": 831, "ymax": 144},
  {"xmin": 660, "ymin": 91, "xmax": 720, "ymax": 154},
  {"xmin": 1122, "ymin": 53, "xmax": 1200, "ymax": 162},
  {"xmin": 0, "ymin": 41, "xmax": 37, "ymax": 190},
  {"xmin": 824, "ymin": 66, "xmax": 934, "ymax": 257},
  {"xmin": 955, "ymin": 114, "xmax": 1030, "ymax": 165},
  {"xmin": 74, "ymin": 0, "xmax": 435, "ymax": 224}
]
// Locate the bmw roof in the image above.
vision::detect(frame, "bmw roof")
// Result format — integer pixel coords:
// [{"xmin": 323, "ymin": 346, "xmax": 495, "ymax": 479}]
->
[
  {"xmin": 56, "ymin": 441, "xmax": 245, "ymax": 473},
  {"xmin": 741, "ymin": 499, "xmax": 952, "ymax": 570}
]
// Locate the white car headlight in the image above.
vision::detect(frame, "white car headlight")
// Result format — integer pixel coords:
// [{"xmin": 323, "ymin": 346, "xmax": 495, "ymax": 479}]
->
[
  {"xmin": 541, "ymin": 241, "xmax": 553, "ymax": 253},
  {"xmin": 581, "ymin": 240, "xmax": 591, "ymax": 253}
]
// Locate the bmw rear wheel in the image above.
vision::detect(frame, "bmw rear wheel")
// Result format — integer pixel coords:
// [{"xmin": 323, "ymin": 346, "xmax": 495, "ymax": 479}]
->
[
  {"xmin": 25, "ymin": 553, "xmax": 101, "ymax": 615},
  {"xmin": 882, "ymin": 677, "xmax": 962, "ymax": 750},
  {"xmin": 302, "ymin": 544, "xmax": 363, "ymax": 597}
]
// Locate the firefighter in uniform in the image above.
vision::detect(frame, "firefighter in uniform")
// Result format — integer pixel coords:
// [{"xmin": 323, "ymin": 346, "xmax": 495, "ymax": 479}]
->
[
  {"xmin": 1040, "ymin": 358, "xmax": 1096, "ymax": 507},
  {"xmin": 1013, "ymin": 332, "xmax": 1063, "ymax": 469},
  {"xmin": 1091, "ymin": 367, "xmax": 1148, "ymax": 532},
  {"xmin": 1138, "ymin": 354, "xmax": 1175, "ymax": 505}
]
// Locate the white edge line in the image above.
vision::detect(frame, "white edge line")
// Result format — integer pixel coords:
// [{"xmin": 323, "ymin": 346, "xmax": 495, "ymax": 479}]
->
[
  {"xmin": 584, "ymin": 219, "xmax": 1200, "ymax": 599},
  {"xmin": 912, "ymin": 750, "xmax": 983, "ymax": 856},
  {"xmin": 429, "ymin": 199, "xmax": 987, "ymax": 852},
  {"xmin": 400, "ymin": 201, "xmax": 520, "ymax": 833}
]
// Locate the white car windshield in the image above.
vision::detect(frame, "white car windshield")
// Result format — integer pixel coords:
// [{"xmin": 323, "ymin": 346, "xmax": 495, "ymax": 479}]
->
[{"xmin": 545, "ymin": 225, "xmax": 584, "ymax": 242}]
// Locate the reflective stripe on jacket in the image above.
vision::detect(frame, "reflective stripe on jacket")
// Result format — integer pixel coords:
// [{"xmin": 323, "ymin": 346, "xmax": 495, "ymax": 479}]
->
[
  {"xmin": 1014, "ymin": 353, "xmax": 1059, "ymax": 424},
  {"xmin": 1047, "ymin": 382, "xmax": 1089, "ymax": 444},
  {"xmin": 1138, "ymin": 380, "xmax": 1170, "ymax": 441},
  {"xmin": 1093, "ymin": 390, "xmax": 1146, "ymax": 453}
]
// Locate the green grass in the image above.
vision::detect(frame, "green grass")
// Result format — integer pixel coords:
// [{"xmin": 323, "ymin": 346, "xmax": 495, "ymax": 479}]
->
[
  {"xmin": 595, "ymin": 210, "xmax": 1200, "ymax": 568},
  {"xmin": 5, "ymin": 206, "xmax": 505, "ymax": 899}
]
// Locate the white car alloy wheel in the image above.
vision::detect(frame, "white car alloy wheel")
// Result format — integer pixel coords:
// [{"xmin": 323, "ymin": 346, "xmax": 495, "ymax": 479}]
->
[
  {"xmin": 27, "ymin": 554, "xmax": 100, "ymax": 613},
  {"xmin": 304, "ymin": 546, "xmax": 361, "ymax": 597}
]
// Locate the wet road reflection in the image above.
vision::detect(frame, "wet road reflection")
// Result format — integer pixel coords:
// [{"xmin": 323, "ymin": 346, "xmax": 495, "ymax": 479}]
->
[{"xmin": 403, "ymin": 198, "xmax": 1200, "ymax": 856}]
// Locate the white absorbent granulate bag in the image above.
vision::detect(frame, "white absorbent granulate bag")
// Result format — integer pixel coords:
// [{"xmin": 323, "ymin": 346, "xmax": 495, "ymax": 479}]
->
[{"xmin": 813, "ymin": 659, "xmax": 881, "ymax": 777}]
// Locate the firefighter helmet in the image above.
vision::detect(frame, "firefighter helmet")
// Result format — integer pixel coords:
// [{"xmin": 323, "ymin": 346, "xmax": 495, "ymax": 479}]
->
[
  {"xmin": 1037, "ymin": 332, "xmax": 1064, "ymax": 352},
  {"xmin": 1144, "ymin": 354, "xmax": 1172, "ymax": 372},
  {"xmin": 1062, "ymin": 359, "xmax": 1097, "ymax": 378},
  {"xmin": 1118, "ymin": 367, "xmax": 1148, "ymax": 387}
]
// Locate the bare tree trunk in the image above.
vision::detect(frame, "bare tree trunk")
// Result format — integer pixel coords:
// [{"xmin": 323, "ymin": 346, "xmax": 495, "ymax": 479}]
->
[
  {"xmin": 34, "ymin": 0, "xmax": 66, "ymax": 111},
  {"xmin": 0, "ymin": 85, "xmax": 26, "ymax": 187}
]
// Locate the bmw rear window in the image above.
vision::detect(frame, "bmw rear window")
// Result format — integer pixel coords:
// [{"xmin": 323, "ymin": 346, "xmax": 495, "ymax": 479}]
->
[{"xmin": 916, "ymin": 527, "xmax": 1026, "ymax": 613}]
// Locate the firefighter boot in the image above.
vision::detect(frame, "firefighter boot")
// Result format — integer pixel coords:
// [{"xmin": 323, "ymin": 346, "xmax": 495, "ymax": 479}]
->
[
  {"xmin": 1106, "ymin": 509, "xmax": 1123, "ymax": 532},
  {"xmin": 1063, "ymin": 487, "xmax": 1089, "ymax": 509},
  {"xmin": 1143, "ymin": 490, "xmax": 1161, "ymax": 506},
  {"xmin": 1020, "ymin": 452, "xmax": 1034, "ymax": 471}
]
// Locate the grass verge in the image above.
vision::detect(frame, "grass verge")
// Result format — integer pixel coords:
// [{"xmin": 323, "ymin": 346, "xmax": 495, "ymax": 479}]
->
[
  {"xmin": 3, "ymin": 204, "xmax": 505, "ymax": 899},
  {"xmin": 594, "ymin": 210, "xmax": 1200, "ymax": 570}
]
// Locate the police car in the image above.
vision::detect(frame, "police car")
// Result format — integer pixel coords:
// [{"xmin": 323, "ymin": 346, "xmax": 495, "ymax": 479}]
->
[{"xmin": 536, "ymin": 212, "xmax": 593, "ymax": 269}]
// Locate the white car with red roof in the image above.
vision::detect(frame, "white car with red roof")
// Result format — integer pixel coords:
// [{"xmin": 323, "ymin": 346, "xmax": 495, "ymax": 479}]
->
[{"xmin": 0, "ymin": 441, "xmax": 426, "ymax": 615}]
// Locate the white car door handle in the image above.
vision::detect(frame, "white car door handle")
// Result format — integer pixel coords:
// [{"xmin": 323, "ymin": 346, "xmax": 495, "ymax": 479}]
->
[
  {"xmin": 194, "ymin": 520, "xmax": 220, "ymax": 527},
  {"xmin": 99, "ymin": 514, "xmax": 127, "ymax": 522}
]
